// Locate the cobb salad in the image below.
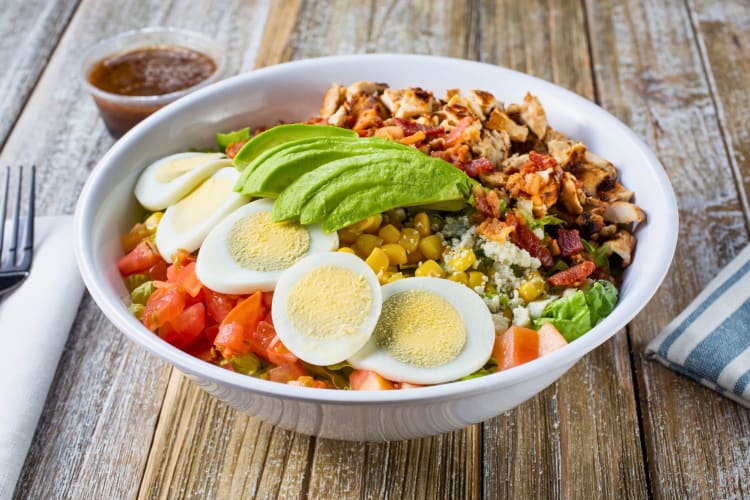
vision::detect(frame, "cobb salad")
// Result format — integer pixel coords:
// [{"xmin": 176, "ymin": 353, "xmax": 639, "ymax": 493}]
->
[{"xmin": 117, "ymin": 81, "xmax": 645, "ymax": 390}]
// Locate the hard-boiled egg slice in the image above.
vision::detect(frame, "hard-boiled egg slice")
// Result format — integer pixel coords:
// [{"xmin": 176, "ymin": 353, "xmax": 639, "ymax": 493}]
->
[
  {"xmin": 135, "ymin": 152, "xmax": 232, "ymax": 210},
  {"xmin": 155, "ymin": 167, "xmax": 248, "ymax": 263},
  {"xmin": 348, "ymin": 277, "xmax": 495, "ymax": 385},
  {"xmin": 271, "ymin": 252, "xmax": 382, "ymax": 366},
  {"xmin": 196, "ymin": 198, "xmax": 339, "ymax": 295}
]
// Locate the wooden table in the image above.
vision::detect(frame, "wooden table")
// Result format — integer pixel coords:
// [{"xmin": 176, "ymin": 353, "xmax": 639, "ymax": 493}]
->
[{"xmin": 3, "ymin": 0, "xmax": 749, "ymax": 497}]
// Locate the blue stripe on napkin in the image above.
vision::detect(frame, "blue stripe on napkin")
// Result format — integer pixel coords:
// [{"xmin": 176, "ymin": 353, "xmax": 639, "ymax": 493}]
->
[{"xmin": 645, "ymin": 245, "xmax": 750, "ymax": 408}]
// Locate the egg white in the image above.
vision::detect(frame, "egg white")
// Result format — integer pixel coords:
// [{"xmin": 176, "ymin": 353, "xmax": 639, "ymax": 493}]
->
[
  {"xmin": 271, "ymin": 252, "xmax": 382, "ymax": 366},
  {"xmin": 196, "ymin": 198, "xmax": 339, "ymax": 295},
  {"xmin": 155, "ymin": 167, "xmax": 249, "ymax": 263},
  {"xmin": 348, "ymin": 277, "xmax": 495, "ymax": 385},
  {"xmin": 135, "ymin": 152, "xmax": 232, "ymax": 210}
]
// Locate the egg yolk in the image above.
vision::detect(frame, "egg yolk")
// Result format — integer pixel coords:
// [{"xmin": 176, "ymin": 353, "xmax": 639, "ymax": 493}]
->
[
  {"xmin": 373, "ymin": 290, "xmax": 466, "ymax": 368},
  {"xmin": 227, "ymin": 211, "xmax": 310, "ymax": 271},
  {"xmin": 155, "ymin": 154, "xmax": 215, "ymax": 182},
  {"xmin": 171, "ymin": 177, "xmax": 233, "ymax": 232},
  {"xmin": 286, "ymin": 266, "xmax": 373, "ymax": 340}
]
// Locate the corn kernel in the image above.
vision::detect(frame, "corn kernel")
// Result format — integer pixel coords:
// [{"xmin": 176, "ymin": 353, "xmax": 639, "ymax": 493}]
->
[
  {"xmin": 351, "ymin": 214, "xmax": 383, "ymax": 234},
  {"xmin": 448, "ymin": 272, "xmax": 469, "ymax": 285},
  {"xmin": 413, "ymin": 212, "xmax": 432, "ymax": 237},
  {"xmin": 338, "ymin": 227, "xmax": 360, "ymax": 244},
  {"xmin": 354, "ymin": 234, "xmax": 383, "ymax": 259},
  {"xmin": 415, "ymin": 259, "xmax": 445, "ymax": 278},
  {"xmin": 144, "ymin": 212, "xmax": 163, "ymax": 233},
  {"xmin": 518, "ymin": 277, "xmax": 545, "ymax": 302},
  {"xmin": 381, "ymin": 243, "xmax": 408, "ymax": 266},
  {"xmin": 448, "ymin": 249, "xmax": 476, "ymax": 272},
  {"xmin": 468, "ymin": 271, "xmax": 486, "ymax": 289},
  {"xmin": 419, "ymin": 234, "xmax": 444, "ymax": 261},
  {"xmin": 380, "ymin": 271, "xmax": 405, "ymax": 284},
  {"xmin": 378, "ymin": 224, "xmax": 401, "ymax": 244},
  {"xmin": 366, "ymin": 247, "xmax": 390, "ymax": 275},
  {"xmin": 399, "ymin": 227, "xmax": 420, "ymax": 253},
  {"xmin": 337, "ymin": 247, "xmax": 355, "ymax": 254},
  {"xmin": 407, "ymin": 248, "xmax": 424, "ymax": 265}
]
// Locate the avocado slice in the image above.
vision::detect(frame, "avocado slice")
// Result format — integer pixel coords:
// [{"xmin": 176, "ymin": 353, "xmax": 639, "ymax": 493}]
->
[
  {"xmin": 299, "ymin": 159, "xmax": 469, "ymax": 224},
  {"xmin": 322, "ymin": 184, "xmax": 467, "ymax": 232},
  {"xmin": 232, "ymin": 124, "xmax": 357, "ymax": 170},
  {"xmin": 241, "ymin": 138, "xmax": 411, "ymax": 197},
  {"xmin": 272, "ymin": 151, "xmax": 436, "ymax": 222}
]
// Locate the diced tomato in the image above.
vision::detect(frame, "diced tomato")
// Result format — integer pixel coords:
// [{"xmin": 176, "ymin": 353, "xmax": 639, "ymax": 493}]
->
[
  {"xmin": 493, "ymin": 326, "xmax": 540, "ymax": 371},
  {"xmin": 204, "ymin": 289, "xmax": 237, "ymax": 324},
  {"xmin": 142, "ymin": 286, "xmax": 186, "ymax": 331},
  {"xmin": 167, "ymin": 303, "xmax": 206, "ymax": 346},
  {"xmin": 214, "ymin": 322, "xmax": 248, "ymax": 358},
  {"xmin": 118, "ymin": 239, "xmax": 163, "ymax": 276},
  {"xmin": 350, "ymin": 370, "xmax": 394, "ymax": 390},
  {"xmin": 262, "ymin": 291, "xmax": 274, "ymax": 309},
  {"xmin": 249, "ymin": 320, "xmax": 276, "ymax": 355},
  {"xmin": 168, "ymin": 261, "xmax": 203, "ymax": 297},
  {"xmin": 203, "ymin": 324, "xmax": 219, "ymax": 344},
  {"xmin": 266, "ymin": 335, "xmax": 298, "ymax": 366},
  {"xmin": 221, "ymin": 292, "xmax": 265, "ymax": 332},
  {"xmin": 537, "ymin": 323, "xmax": 568, "ymax": 356},
  {"xmin": 268, "ymin": 362, "xmax": 308, "ymax": 384},
  {"xmin": 148, "ymin": 259, "xmax": 168, "ymax": 281}
]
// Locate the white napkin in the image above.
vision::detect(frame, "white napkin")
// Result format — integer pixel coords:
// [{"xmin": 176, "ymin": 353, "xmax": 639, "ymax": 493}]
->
[{"xmin": 0, "ymin": 216, "xmax": 84, "ymax": 499}]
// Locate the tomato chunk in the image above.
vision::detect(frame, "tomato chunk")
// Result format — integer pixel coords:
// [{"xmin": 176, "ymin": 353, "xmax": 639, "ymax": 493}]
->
[
  {"xmin": 143, "ymin": 286, "xmax": 186, "ymax": 331},
  {"xmin": 268, "ymin": 362, "xmax": 308, "ymax": 384},
  {"xmin": 167, "ymin": 303, "xmax": 206, "ymax": 347},
  {"xmin": 118, "ymin": 239, "xmax": 162, "ymax": 276},
  {"xmin": 350, "ymin": 370, "xmax": 394, "ymax": 390},
  {"xmin": 493, "ymin": 326, "xmax": 540, "ymax": 371},
  {"xmin": 204, "ymin": 289, "xmax": 237, "ymax": 324}
]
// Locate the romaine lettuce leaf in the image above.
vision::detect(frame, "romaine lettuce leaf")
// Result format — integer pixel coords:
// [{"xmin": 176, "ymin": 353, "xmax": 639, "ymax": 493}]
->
[
  {"xmin": 216, "ymin": 127, "xmax": 250, "ymax": 151},
  {"xmin": 532, "ymin": 280, "xmax": 618, "ymax": 342}
]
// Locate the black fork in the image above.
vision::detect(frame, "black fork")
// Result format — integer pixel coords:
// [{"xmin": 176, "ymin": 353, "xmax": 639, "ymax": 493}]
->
[{"xmin": 0, "ymin": 165, "xmax": 35, "ymax": 297}]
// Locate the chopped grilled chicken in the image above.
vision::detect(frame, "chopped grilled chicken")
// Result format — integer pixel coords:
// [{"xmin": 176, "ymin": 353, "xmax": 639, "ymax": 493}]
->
[
  {"xmin": 471, "ymin": 129, "xmax": 510, "ymax": 168},
  {"xmin": 395, "ymin": 87, "xmax": 434, "ymax": 119},
  {"xmin": 571, "ymin": 160, "xmax": 613, "ymax": 196},
  {"xmin": 327, "ymin": 103, "xmax": 350, "ymax": 127},
  {"xmin": 602, "ymin": 201, "xmax": 646, "ymax": 224},
  {"xmin": 598, "ymin": 182, "xmax": 635, "ymax": 202},
  {"xmin": 584, "ymin": 151, "xmax": 618, "ymax": 178},
  {"xmin": 478, "ymin": 169, "xmax": 509, "ymax": 189},
  {"xmin": 466, "ymin": 89, "xmax": 499, "ymax": 119},
  {"xmin": 519, "ymin": 92, "xmax": 548, "ymax": 139},
  {"xmin": 320, "ymin": 84, "xmax": 345, "ymax": 119},
  {"xmin": 606, "ymin": 230, "xmax": 637, "ymax": 266},
  {"xmin": 501, "ymin": 153, "xmax": 530, "ymax": 172},
  {"xmin": 485, "ymin": 108, "xmax": 529, "ymax": 142},
  {"xmin": 547, "ymin": 139, "xmax": 587, "ymax": 168},
  {"xmin": 560, "ymin": 171, "xmax": 585, "ymax": 214},
  {"xmin": 381, "ymin": 88, "xmax": 404, "ymax": 114},
  {"xmin": 345, "ymin": 81, "xmax": 387, "ymax": 101}
]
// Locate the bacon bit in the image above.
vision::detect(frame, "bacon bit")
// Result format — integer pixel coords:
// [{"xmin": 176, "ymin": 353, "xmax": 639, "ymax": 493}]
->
[
  {"xmin": 472, "ymin": 186, "xmax": 502, "ymax": 218},
  {"xmin": 398, "ymin": 131, "xmax": 426, "ymax": 145},
  {"xmin": 431, "ymin": 144, "xmax": 473, "ymax": 166},
  {"xmin": 352, "ymin": 108, "xmax": 384, "ymax": 135},
  {"xmin": 459, "ymin": 158, "xmax": 494, "ymax": 177},
  {"xmin": 526, "ymin": 151, "xmax": 558, "ymax": 172},
  {"xmin": 225, "ymin": 140, "xmax": 247, "ymax": 159},
  {"xmin": 547, "ymin": 261, "xmax": 596, "ymax": 287},
  {"xmin": 477, "ymin": 218, "xmax": 515, "ymax": 243},
  {"xmin": 444, "ymin": 116, "xmax": 473, "ymax": 147},
  {"xmin": 505, "ymin": 213, "xmax": 554, "ymax": 268},
  {"xmin": 557, "ymin": 228, "xmax": 583, "ymax": 257},
  {"xmin": 393, "ymin": 118, "xmax": 444, "ymax": 137}
]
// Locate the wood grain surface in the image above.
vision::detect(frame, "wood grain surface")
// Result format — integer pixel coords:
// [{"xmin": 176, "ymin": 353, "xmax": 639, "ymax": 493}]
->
[{"xmin": 4, "ymin": 0, "xmax": 750, "ymax": 498}]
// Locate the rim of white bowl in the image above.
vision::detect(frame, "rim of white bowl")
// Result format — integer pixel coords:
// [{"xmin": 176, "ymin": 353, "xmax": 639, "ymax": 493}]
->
[{"xmin": 75, "ymin": 53, "xmax": 679, "ymax": 405}]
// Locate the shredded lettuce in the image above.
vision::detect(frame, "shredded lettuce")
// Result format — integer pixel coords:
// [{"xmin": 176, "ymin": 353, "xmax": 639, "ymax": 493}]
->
[
  {"xmin": 216, "ymin": 128, "xmax": 250, "ymax": 151},
  {"xmin": 460, "ymin": 357, "xmax": 498, "ymax": 380},
  {"xmin": 532, "ymin": 280, "xmax": 618, "ymax": 342},
  {"xmin": 130, "ymin": 281, "xmax": 155, "ymax": 305}
]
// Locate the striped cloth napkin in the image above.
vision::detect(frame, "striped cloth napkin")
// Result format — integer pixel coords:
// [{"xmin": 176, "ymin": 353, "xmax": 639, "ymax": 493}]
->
[{"xmin": 645, "ymin": 244, "xmax": 750, "ymax": 408}]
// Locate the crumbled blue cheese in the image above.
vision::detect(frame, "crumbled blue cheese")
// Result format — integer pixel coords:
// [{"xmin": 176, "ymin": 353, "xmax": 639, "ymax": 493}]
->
[{"xmin": 481, "ymin": 237, "xmax": 541, "ymax": 295}]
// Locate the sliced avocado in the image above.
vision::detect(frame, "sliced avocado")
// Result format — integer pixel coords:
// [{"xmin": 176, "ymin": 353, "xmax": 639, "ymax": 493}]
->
[
  {"xmin": 322, "ymin": 184, "xmax": 466, "ymax": 232},
  {"xmin": 299, "ymin": 159, "xmax": 468, "ymax": 224},
  {"xmin": 242, "ymin": 138, "xmax": 410, "ymax": 197},
  {"xmin": 232, "ymin": 124, "xmax": 357, "ymax": 170},
  {"xmin": 272, "ymin": 151, "xmax": 431, "ymax": 222}
]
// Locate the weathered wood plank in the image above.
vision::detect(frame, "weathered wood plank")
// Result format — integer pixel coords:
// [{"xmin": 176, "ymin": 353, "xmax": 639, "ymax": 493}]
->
[
  {"xmin": 6, "ymin": 0, "xmax": 274, "ymax": 497},
  {"xmin": 477, "ymin": 1, "xmax": 647, "ymax": 498},
  {"xmin": 585, "ymin": 0, "xmax": 750, "ymax": 497},
  {"xmin": 0, "ymin": 0, "xmax": 80, "ymax": 151}
]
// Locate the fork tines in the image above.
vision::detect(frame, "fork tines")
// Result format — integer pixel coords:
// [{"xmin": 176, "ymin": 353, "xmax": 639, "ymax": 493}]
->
[{"xmin": 0, "ymin": 165, "xmax": 36, "ymax": 271}]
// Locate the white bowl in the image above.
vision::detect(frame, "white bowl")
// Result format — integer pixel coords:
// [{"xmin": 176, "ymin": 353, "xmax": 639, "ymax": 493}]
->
[{"xmin": 75, "ymin": 54, "xmax": 678, "ymax": 442}]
